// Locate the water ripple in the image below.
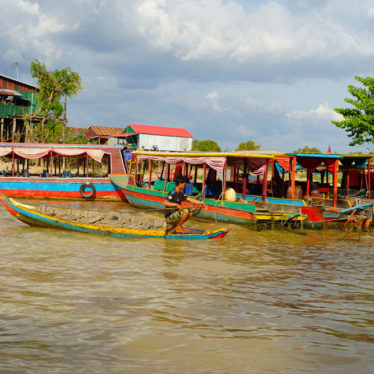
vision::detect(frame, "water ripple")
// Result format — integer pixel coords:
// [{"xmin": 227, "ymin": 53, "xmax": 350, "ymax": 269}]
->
[{"xmin": 0, "ymin": 201, "xmax": 373, "ymax": 373}]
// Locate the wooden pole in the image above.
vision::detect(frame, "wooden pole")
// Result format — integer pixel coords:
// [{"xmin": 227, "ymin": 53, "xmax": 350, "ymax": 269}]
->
[
  {"xmin": 306, "ymin": 169, "xmax": 311, "ymax": 197},
  {"xmin": 346, "ymin": 169, "xmax": 349, "ymax": 199},
  {"xmin": 50, "ymin": 152, "xmax": 53, "ymax": 176},
  {"xmin": 12, "ymin": 152, "xmax": 15, "ymax": 177},
  {"xmin": 202, "ymin": 163, "xmax": 207, "ymax": 198},
  {"xmin": 163, "ymin": 163, "xmax": 169, "ymax": 192},
  {"xmin": 333, "ymin": 159, "xmax": 338, "ymax": 207},
  {"xmin": 0, "ymin": 118, "xmax": 4, "ymax": 142},
  {"xmin": 262, "ymin": 160, "xmax": 269, "ymax": 202},
  {"xmin": 291, "ymin": 156, "xmax": 297, "ymax": 199},
  {"xmin": 86, "ymin": 154, "xmax": 89, "ymax": 177},
  {"xmin": 12, "ymin": 117, "xmax": 16, "ymax": 142},
  {"xmin": 135, "ymin": 157, "xmax": 138, "ymax": 183},
  {"xmin": 148, "ymin": 159, "xmax": 153, "ymax": 189},
  {"xmin": 222, "ymin": 158, "xmax": 227, "ymax": 200},
  {"xmin": 368, "ymin": 157, "xmax": 371, "ymax": 199},
  {"xmin": 242, "ymin": 159, "xmax": 247, "ymax": 199}
]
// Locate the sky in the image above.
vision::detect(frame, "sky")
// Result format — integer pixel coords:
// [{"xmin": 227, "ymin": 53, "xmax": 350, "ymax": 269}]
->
[{"xmin": 1, "ymin": 0, "xmax": 374, "ymax": 153}]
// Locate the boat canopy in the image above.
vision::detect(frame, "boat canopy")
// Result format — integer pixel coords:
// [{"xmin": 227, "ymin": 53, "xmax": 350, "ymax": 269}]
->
[
  {"xmin": 136, "ymin": 151, "xmax": 273, "ymax": 174},
  {"xmin": 286, "ymin": 153, "xmax": 342, "ymax": 170},
  {"xmin": 0, "ymin": 147, "xmax": 105, "ymax": 162},
  {"xmin": 340, "ymin": 154, "xmax": 372, "ymax": 169}
]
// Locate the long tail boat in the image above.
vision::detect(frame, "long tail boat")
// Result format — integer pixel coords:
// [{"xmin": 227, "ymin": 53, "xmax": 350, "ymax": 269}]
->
[
  {"xmin": 0, "ymin": 194, "xmax": 229, "ymax": 239},
  {"xmin": 110, "ymin": 150, "xmax": 373, "ymax": 230}
]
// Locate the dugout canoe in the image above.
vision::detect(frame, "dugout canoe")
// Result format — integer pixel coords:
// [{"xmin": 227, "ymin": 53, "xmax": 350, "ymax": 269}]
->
[{"xmin": 0, "ymin": 194, "xmax": 229, "ymax": 240}]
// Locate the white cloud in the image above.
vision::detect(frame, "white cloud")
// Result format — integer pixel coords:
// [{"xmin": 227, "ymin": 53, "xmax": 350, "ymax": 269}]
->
[
  {"xmin": 135, "ymin": 0, "xmax": 374, "ymax": 65},
  {"xmin": 16, "ymin": 0, "xmax": 39, "ymax": 15},
  {"xmin": 286, "ymin": 103, "xmax": 344, "ymax": 122},
  {"xmin": 205, "ymin": 90, "xmax": 223, "ymax": 112}
]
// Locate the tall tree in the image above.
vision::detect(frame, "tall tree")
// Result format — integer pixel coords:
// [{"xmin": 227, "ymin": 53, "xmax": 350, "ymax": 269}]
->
[
  {"xmin": 332, "ymin": 76, "xmax": 374, "ymax": 146},
  {"xmin": 192, "ymin": 139, "xmax": 221, "ymax": 152},
  {"xmin": 236, "ymin": 140, "xmax": 260, "ymax": 151},
  {"xmin": 28, "ymin": 59, "xmax": 82, "ymax": 143}
]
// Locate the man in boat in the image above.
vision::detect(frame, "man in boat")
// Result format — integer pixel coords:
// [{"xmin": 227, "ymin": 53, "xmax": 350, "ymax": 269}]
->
[{"xmin": 163, "ymin": 175, "xmax": 205, "ymax": 233}]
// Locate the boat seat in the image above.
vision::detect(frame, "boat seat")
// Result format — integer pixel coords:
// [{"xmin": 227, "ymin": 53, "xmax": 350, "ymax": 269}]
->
[{"xmin": 86, "ymin": 216, "xmax": 105, "ymax": 224}]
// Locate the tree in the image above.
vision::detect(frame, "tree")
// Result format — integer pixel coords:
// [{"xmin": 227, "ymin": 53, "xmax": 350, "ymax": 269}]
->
[
  {"xmin": 332, "ymin": 76, "xmax": 374, "ymax": 146},
  {"xmin": 236, "ymin": 140, "xmax": 260, "ymax": 151},
  {"xmin": 28, "ymin": 59, "xmax": 82, "ymax": 143},
  {"xmin": 192, "ymin": 139, "xmax": 221, "ymax": 152},
  {"xmin": 294, "ymin": 146, "xmax": 321, "ymax": 154}
]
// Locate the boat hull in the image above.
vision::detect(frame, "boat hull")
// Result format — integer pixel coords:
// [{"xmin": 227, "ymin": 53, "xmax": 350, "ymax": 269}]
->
[
  {"xmin": 0, "ymin": 177, "xmax": 126, "ymax": 201},
  {"xmin": 122, "ymin": 185, "xmax": 306, "ymax": 227}
]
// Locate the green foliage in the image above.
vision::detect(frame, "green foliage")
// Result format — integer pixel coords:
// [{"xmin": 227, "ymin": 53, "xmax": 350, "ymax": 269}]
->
[
  {"xmin": 332, "ymin": 76, "xmax": 374, "ymax": 146},
  {"xmin": 33, "ymin": 122, "xmax": 88, "ymax": 144},
  {"xmin": 294, "ymin": 146, "xmax": 321, "ymax": 154},
  {"xmin": 192, "ymin": 139, "xmax": 221, "ymax": 152},
  {"xmin": 29, "ymin": 59, "xmax": 82, "ymax": 143},
  {"xmin": 236, "ymin": 140, "xmax": 260, "ymax": 151}
]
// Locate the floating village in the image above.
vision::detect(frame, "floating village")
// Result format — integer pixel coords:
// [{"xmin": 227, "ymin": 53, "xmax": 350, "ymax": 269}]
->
[{"xmin": 1, "ymin": 72, "xmax": 373, "ymax": 239}]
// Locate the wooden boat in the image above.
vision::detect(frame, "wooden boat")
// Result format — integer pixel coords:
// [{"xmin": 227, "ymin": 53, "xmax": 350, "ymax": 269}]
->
[
  {"xmin": 110, "ymin": 151, "xmax": 308, "ymax": 230},
  {"xmin": 0, "ymin": 194, "xmax": 229, "ymax": 239},
  {"xmin": 0, "ymin": 143, "xmax": 128, "ymax": 201},
  {"xmin": 110, "ymin": 150, "xmax": 373, "ymax": 230}
]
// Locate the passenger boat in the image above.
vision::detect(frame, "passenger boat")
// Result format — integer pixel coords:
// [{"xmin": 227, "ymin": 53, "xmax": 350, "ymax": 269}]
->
[
  {"xmin": 0, "ymin": 143, "xmax": 128, "ymax": 201},
  {"xmin": 110, "ymin": 150, "xmax": 373, "ymax": 230},
  {"xmin": 110, "ymin": 150, "xmax": 307, "ymax": 229},
  {"xmin": 0, "ymin": 194, "xmax": 229, "ymax": 239}
]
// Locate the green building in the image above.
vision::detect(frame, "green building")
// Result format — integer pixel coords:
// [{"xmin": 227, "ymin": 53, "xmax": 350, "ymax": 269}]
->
[{"xmin": 0, "ymin": 74, "xmax": 40, "ymax": 142}]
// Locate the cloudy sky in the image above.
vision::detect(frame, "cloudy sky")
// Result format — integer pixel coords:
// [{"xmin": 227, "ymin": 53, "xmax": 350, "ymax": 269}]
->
[{"xmin": 1, "ymin": 0, "xmax": 374, "ymax": 152}]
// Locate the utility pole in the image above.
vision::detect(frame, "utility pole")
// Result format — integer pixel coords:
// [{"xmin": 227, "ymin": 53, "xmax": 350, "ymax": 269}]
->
[{"xmin": 13, "ymin": 62, "xmax": 19, "ymax": 80}]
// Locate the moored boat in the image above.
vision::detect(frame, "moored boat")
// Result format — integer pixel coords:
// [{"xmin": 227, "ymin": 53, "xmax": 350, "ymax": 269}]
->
[
  {"xmin": 110, "ymin": 150, "xmax": 373, "ymax": 230},
  {"xmin": 110, "ymin": 150, "xmax": 307, "ymax": 230},
  {"xmin": 0, "ymin": 143, "xmax": 128, "ymax": 201},
  {"xmin": 0, "ymin": 194, "xmax": 229, "ymax": 239}
]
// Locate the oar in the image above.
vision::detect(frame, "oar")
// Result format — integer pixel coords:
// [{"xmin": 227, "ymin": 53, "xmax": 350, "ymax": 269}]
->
[
  {"xmin": 120, "ymin": 205, "xmax": 203, "ymax": 214},
  {"xmin": 120, "ymin": 206, "xmax": 175, "ymax": 214}
]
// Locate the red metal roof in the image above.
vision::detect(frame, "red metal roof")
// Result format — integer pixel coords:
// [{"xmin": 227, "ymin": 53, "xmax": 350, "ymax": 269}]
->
[
  {"xmin": 0, "ymin": 74, "xmax": 38, "ymax": 92},
  {"xmin": 126, "ymin": 124, "xmax": 193, "ymax": 138}
]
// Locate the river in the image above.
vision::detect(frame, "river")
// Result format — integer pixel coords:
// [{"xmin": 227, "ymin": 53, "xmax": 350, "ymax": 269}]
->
[{"xmin": 0, "ymin": 199, "xmax": 373, "ymax": 373}]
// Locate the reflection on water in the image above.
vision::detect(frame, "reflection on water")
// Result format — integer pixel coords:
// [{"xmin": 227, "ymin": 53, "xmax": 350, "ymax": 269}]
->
[{"xmin": 0, "ymin": 199, "xmax": 373, "ymax": 373}]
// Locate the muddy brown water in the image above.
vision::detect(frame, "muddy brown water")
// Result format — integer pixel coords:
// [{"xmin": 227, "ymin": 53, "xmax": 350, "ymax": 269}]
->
[{"xmin": 0, "ymin": 199, "xmax": 373, "ymax": 373}]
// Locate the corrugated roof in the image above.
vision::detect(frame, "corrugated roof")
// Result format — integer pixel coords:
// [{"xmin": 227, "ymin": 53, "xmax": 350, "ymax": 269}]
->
[
  {"xmin": 0, "ymin": 88, "xmax": 22, "ymax": 96},
  {"xmin": 126, "ymin": 123, "xmax": 193, "ymax": 138},
  {"xmin": 88, "ymin": 126, "xmax": 125, "ymax": 136},
  {"xmin": 0, "ymin": 74, "xmax": 38, "ymax": 90}
]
